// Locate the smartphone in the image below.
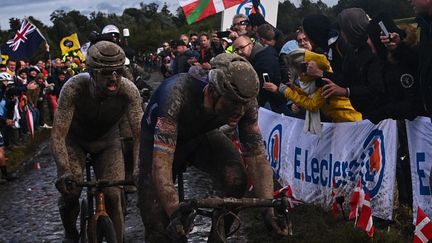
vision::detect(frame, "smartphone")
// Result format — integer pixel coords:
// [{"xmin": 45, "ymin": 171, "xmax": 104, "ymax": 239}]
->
[
  {"xmin": 378, "ymin": 21, "xmax": 390, "ymax": 37},
  {"xmin": 262, "ymin": 73, "xmax": 270, "ymax": 83}
]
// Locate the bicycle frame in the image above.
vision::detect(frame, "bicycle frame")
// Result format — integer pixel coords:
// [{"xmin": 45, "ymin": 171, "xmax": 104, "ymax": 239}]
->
[{"xmin": 78, "ymin": 157, "xmax": 134, "ymax": 243}]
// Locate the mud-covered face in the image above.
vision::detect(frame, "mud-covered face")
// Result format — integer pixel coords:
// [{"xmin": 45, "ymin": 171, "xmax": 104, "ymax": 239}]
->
[
  {"xmin": 91, "ymin": 67, "xmax": 123, "ymax": 95},
  {"xmin": 214, "ymin": 95, "xmax": 247, "ymax": 127}
]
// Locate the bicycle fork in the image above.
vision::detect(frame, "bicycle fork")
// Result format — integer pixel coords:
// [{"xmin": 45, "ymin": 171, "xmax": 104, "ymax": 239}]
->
[{"xmin": 88, "ymin": 192, "xmax": 110, "ymax": 243}]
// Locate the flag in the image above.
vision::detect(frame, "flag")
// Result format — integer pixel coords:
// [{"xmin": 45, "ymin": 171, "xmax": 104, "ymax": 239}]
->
[
  {"xmin": 349, "ymin": 180, "xmax": 374, "ymax": 237},
  {"xmin": 414, "ymin": 207, "xmax": 432, "ymax": 243},
  {"xmin": 0, "ymin": 19, "xmax": 44, "ymax": 60},
  {"xmin": 356, "ymin": 192, "xmax": 375, "ymax": 237},
  {"xmin": 80, "ymin": 42, "xmax": 91, "ymax": 61},
  {"xmin": 273, "ymin": 185, "xmax": 303, "ymax": 209},
  {"xmin": 331, "ymin": 178, "xmax": 340, "ymax": 218},
  {"xmin": 179, "ymin": 0, "xmax": 246, "ymax": 24},
  {"xmin": 349, "ymin": 180, "xmax": 363, "ymax": 220},
  {"xmin": 1, "ymin": 54, "xmax": 8, "ymax": 65},
  {"xmin": 60, "ymin": 33, "xmax": 81, "ymax": 55}
]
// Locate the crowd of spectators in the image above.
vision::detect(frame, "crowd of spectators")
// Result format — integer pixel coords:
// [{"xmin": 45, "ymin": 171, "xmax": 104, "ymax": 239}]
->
[{"xmin": 153, "ymin": 6, "xmax": 432, "ymax": 208}]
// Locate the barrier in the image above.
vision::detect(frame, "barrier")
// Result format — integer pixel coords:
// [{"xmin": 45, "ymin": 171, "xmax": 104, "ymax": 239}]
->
[{"xmin": 258, "ymin": 108, "xmax": 397, "ymax": 220}]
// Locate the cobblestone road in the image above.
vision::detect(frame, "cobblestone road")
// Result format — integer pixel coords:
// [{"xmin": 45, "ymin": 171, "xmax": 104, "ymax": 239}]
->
[{"xmin": 0, "ymin": 72, "xmax": 270, "ymax": 243}]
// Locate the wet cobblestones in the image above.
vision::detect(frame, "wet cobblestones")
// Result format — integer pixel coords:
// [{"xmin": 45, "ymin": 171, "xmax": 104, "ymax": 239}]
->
[{"xmin": 0, "ymin": 73, "xmax": 262, "ymax": 243}]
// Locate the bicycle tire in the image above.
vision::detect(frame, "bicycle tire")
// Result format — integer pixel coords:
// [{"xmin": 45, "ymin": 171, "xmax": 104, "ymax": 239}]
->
[
  {"xmin": 96, "ymin": 215, "xmax": 117, "ymax": 243},
  {"xmin": 79, "ymin": 199, "xmax": 88, "ymax": 243}
]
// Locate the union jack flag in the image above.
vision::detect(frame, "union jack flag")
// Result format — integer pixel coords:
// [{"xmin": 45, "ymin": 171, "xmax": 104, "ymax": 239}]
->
[{"xmin": 1, "ymin": 19, "xmax": 44, "ymax": 60}]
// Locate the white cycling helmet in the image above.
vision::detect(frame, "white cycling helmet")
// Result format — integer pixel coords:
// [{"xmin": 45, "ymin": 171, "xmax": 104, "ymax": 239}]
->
[
  {"xmin": 0, "ymin": 72, "xmax": 13, "ymax": 82},
  {"xmin": 102, "ymin": 25, "xmax": 120, "ymax": 35}
]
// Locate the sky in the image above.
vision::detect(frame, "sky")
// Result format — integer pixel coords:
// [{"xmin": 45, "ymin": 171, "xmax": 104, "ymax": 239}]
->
[{"xmin": 0, "ymin": 0, "xmax": 339, "ymax": 30}]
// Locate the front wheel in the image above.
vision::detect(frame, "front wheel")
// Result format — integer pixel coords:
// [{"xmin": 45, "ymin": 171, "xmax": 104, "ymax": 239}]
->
[{"xmin": 96, "ymin": 216, "xmax": 117, "ymax": 243}]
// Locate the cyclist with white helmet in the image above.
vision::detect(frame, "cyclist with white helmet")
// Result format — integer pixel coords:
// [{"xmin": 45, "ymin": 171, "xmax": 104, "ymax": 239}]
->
[
  {"xmin": 138, "ymin": 53, "xmax": 288, "ymax": 242},
  {"xmin": 101, "ymin": 24, "xmax": 121, "ymax": 44},
  {"xmin": 51, "ymin": 41, "xmax": 142, "ymax": 243}
]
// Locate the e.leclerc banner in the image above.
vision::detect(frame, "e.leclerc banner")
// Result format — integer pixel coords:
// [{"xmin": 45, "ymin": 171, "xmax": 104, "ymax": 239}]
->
[
  {"xmin": 258, "ymin": 108, "xmax": 397, "ymax": 220},
  {"xmin": 406, "ymin": 116, "xmax": 432, "ymax": 224}
]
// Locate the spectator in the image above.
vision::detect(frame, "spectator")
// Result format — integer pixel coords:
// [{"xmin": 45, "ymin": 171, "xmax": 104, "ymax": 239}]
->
[
  {"xmin": 0, "ymin": 72, "xmax": 17, "ymax": 182},
  {"xmin": 296, "ymin": 27, "xmax": 313, "ymax": 51},
  {"xmin": 410, "ymin": 0, "xmax": 432, "ymax": 118},
  {"xmin": 179, "ymin": 34, "xmax": 190, "ymax": 49},
  {"xmin": 257, "ymin": 24, "xmax": 276, "ymax": 47},
  {"xmin": 233, "ymin": 35, "xmax": 287, "ymax": 114},
  {"xmin": 172, "ymin": 40, "xmax": 192, "ymax": 74},
  {"xmin": 6, "ymin": 59, "xmax": 17, "ymax": 77},
  {"xmin": 211, "ymin": 32, "xmax": 225, "ymax": 55},
  {"xmin": 322, "ymin": 8, "xmax": 386, "ymax": 122},
  {"xmin": 198, "ymin": 33, "xmax": 214, "ymax": 70},
  {"xmin": 278, "ymin": 49, "xmax": 362, "ymax": 135},
  {"xmin": 230, "ymin": 14, "xmax": 249, "ymax": 40}
]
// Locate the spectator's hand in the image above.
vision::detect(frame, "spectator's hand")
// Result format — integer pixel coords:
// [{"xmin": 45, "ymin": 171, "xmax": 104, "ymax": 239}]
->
[
  {"xmin": 263, "ymin": 82, "xmax": 278, "ymax": 93},
  {"xmin": 306, "ymin": 61, "xmax": 324, "ymax": 78},
  {"xmin": 166, "ymin": 203, "xmax": 196, "ymax": 241},
  {"xmin": 5, "ymin": 119, "xmax": 14, "ymax": 127},
  {"xmin": 201, "ymin": 62, "xmax": 211, "ymax": 70},
  {"xmin": 229, "ymin": 31, "xmax": 239, "ymax": 40},
  {"xmin": 291, "ymin": 103, "xmax": 300, "ymax": 113},
  {"xmin": 380, "ymin": 32, "xmax": 400, "ymax": 51},
  {"xmin": 322, "ymin": 78, "xmax": 347, "ymax": 98},
  {"xmin": 187, "ymin": 57, "xmax": 198, "ymax": 65},
  {"xmin": 46, "ymin": 43, "xmax": 50, "ymax": 52},
  {"xmin": 262, "ymin": 209, "xmax": 289, "ymax": 236},
  {"xmin": 55, "ymin": 173, "xmax": 77, "ymax": 195}
]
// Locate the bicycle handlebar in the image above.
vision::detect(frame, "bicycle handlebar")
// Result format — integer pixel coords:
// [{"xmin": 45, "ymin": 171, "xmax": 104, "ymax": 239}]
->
[
  {"xmin": 73, "ymin": 180, "xmax": 135, "ymax": 188},
  {"xmin": 183, "ymin": 197, "xmax": 290, "ymax": 211}
]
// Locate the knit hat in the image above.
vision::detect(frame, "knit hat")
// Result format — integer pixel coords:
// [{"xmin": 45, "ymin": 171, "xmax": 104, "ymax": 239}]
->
[
  {"xmin": 338, "ymin": 8, "xmax": 370, "ymax": 48},
  {"xmin": 302, "ymin": 14, "xmax": 331, "ymax": 52}
]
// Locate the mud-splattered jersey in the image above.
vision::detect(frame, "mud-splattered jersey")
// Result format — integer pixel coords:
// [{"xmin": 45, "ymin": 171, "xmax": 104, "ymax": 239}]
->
[{"xmin": 141, "ymin": 73, "xmax": 263, "ymax": 152}]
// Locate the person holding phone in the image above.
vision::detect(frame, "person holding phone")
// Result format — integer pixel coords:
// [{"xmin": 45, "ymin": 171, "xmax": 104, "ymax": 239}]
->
[{"xmin": 233, "ymin": 35, "xmax": 288, "ymax": 114}]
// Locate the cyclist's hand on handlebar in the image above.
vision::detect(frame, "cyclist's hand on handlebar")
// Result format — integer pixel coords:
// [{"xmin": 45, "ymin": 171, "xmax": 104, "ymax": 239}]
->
[
  {"xmin": 262, "ymin": 209, "xmax": 289, "ymax": 237},
  {"xmin": 55, "ymin": 173, "xmax": 78, "ymax": 195},
  {"xmin": 166, "ymin": 202, "xmax": 197, "ymax": 241}
]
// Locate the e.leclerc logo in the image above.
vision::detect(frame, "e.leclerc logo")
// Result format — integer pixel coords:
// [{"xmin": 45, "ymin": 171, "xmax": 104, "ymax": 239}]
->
[
  {"xmin": 293, "ymin": 129, "xmax": 386, "ymax": 198},
  {"xmin": 236, "ymin": 0, "xmax": 266, "ymax": 17},
  {"xmin": 266, "ymin": 124, "xmax": 282, "ymax": 179}
]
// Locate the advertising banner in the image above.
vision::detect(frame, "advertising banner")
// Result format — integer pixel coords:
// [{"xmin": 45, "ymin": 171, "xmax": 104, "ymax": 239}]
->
[
  {"xmin": 406, "ymin": 116, "xmax": 432, "ymax": 224},
  {"xmin": 258, "ymin": 108, "xmax": 397, "ymax": 220}
]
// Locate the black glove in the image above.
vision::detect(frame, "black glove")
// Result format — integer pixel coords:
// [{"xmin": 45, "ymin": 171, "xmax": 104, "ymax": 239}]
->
[
  {"xmin": 55, "ymin": 173, "xmax": 77, "ymax": 195},
  {"xmin": 166, "ymin": 202, "xmax": 197, "ymax": 242},
  {"xmin": 262, "ymin": 209, "xmax": 289, "ymax": 236}
]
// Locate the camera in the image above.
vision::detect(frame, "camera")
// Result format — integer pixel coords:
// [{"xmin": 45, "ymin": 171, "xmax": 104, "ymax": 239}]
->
[{"xmin": 216, "ymin": 31, "xmax": 231, "ymax": 38}]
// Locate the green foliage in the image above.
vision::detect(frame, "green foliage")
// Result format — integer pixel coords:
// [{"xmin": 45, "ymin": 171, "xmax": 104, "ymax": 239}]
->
[{"xmin": 0, "ymin": 0, "xmax": 416, "ymax": 62}]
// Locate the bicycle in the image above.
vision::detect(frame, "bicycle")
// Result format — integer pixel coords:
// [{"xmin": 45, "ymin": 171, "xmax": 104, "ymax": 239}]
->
[
  {"xmin": 175, "ymin": 173, "xmax": 300, "ymax": 242},
  {"xmin": 71, "ymin": 156, "xmax": 135, "ymax": 243}
]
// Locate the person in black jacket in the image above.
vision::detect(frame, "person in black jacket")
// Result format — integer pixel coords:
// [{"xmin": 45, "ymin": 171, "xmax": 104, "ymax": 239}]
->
[
  {"xmin": 233, "ymin": 35, "xmax": 288, "ymax": 114},
  {"xmin": 366, "ymin": 13, "xmax": 424, "ymax": 123},
  {"xmin": 321, "ymin": 8, "xmax": 386, "ymax": 121}
]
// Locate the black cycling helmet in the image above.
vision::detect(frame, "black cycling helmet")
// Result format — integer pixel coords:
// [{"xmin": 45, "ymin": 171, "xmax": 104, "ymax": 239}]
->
[
  {"xmin": 86, "ymin": 41, "xmax": 125, "ymax": 69},
  {"xmin": 208, "ymin": 53, "xmax": 259, "ymax": 103}
]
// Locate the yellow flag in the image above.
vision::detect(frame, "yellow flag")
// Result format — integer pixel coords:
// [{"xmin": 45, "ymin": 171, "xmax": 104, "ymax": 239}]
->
[
  {"xmin": 1, "ymin": 55, "xmax": 8, "ymax": 65},
  {"xmin": 60, "ymin": 33, "xmax": 81, "ymax": 55}
]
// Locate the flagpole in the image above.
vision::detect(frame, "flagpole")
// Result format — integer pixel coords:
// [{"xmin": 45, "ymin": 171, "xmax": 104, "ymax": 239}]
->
[
  {"xmin": 26, "ymin": 17, "xmax": 51, "ymax": 76},
  {"xmin": 25, "ymin": 17, "xmax": 47, "ymax": 42}
]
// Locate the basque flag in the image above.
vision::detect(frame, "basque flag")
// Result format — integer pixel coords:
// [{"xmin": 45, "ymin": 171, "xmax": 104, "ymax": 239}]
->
[{"xmin": 1, "ymin": 19, "xmax": 44, "ymax": 60}]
